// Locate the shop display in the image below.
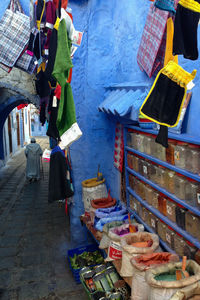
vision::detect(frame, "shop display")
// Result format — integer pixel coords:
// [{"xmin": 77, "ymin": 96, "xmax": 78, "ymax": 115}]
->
[
  {"xmin": 69, "ymin": 250, "xmax": 104, "ymax": 269},
  {"xmin": 145, "ymin": 261, "xmax": 200, "ymax": 300}
]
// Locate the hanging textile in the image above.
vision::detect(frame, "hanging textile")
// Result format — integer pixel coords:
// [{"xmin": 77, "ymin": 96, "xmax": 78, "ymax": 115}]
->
[
  {"xmin": 140, "ymin": 61, "xmax": 196, "ymax": 128},
  {"xmin": 52, "ymin": 18, "xmax": 82, "ymax": 148},
  {"xmin": 137, "ymin": 4, "xmax": 169, "ymax": 78},
  {"xmin": 0, "ymin": 1, "xmax": 30, "ymax": 69},
  {"xmin": 173, "ymin": 0, "xmax": 200, "ymax": 60},
  {"xmin": 48, "ymin": 145, "xmax": 74, "ymax": 203}
]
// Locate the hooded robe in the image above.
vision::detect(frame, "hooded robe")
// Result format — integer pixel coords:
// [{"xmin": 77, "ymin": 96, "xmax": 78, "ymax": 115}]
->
[{"xmin": 25, "ymin": 142, "xmax": 43, "ymax": 180}]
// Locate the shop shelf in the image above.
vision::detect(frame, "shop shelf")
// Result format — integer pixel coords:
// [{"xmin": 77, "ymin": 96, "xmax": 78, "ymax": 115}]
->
[
  {"xmin": 126, "ymin": 166, "xmax": 200, "ymax": 217},
  {"xmin": 125, "ymin": 125, "xmax": 200, "ymax": 145},
  {"xmin": 128, "ymin": 208, "xmax": 176, "ymax": 254},
  {"xmin": 125, "ymin": 146, "xmax": 200, "ymax": 183},
  {"xmin": 127, "ymin": 187, "xmax": 200, "ymax": 249}
]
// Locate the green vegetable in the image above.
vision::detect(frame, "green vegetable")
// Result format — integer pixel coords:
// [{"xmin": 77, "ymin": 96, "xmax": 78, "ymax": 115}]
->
[{"xmin": 69, "ymin": 250, "xmax": 104, "ymax": 269}]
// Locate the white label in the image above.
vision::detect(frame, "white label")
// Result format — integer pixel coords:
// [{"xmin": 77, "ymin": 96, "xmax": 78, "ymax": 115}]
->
[
  {"xmin": 133, "ymin": 203, "xmax": 137, "ymax": 211},
  {"xmin": 52, "ymin": 96, "xmax": 57, "ymax": 107},
  {"xmin": 197, "ymin": 193, "xmax": 200, "ymax": 204},
  {"xmin": 167, "ymin": 205, "xmax": 172, "ymax": 216},
  {"xmin": 143, "ymin": 166, "xmax": 147, "ymax": 174},
  {"xmin": 174, "ymin": 151, "xmax": 180, "ymax": 161},
  {"xmin": 166, "ymin": 233, "xmax": 171, "ymax": 244},
  {"xmin": 187, "ymin": 80, "xmax": 195, "ymax": 90},
  {"xmin": 151, "ymin": 219, "xmax": 155, "ymax": 228}
]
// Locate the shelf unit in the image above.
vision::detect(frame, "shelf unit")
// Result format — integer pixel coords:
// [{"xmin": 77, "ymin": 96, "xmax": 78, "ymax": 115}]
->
[{"xmin": 124, "ymin": 126, "xmax": 200, "ymax": 253}]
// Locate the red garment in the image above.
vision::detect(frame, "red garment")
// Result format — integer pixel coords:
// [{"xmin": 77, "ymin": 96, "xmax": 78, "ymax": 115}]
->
[
  {"xmin": 53, "ymin": 0, "xmax": 68, "ymax": 9},
  {"xmin": 54, "ymin": 84, "xmax": 61, "ymax": 99},
  {"xmin": 17, "ymin": 104, "xmax": 28, "ymax": 110}
]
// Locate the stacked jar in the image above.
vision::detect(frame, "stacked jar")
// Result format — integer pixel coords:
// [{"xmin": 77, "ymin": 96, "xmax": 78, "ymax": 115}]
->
[
  {"xmin": 166, "ymin": 139, "xmax": 176, "ymax": 165},
  {"xmin": 174, "ymin": 141, "xmax": 187, "ymax": 169},
  {"xmin": 165, "ymin": 170, "xmax": 176, "ymax": 194},
  {"xmin": 186, "ymin": 144, "xmax": 200, "ymax": 174},
  {"xmin": 174, "ymin": 173, "xmax": 187, "ymax": 201},
  {"xmin": 185, "ymin": 178, "xmax": 199, "ymax": 207}
]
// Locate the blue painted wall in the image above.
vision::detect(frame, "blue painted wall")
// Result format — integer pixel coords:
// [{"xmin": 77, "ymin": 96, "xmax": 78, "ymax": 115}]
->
[{"xmin": 1, "ymin": 0, "xmax": 200, "ymax": 245}]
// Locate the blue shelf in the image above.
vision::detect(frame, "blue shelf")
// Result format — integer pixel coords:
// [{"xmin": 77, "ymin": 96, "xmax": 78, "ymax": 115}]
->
[
  {"xmin": 127, "ymin": 187, "xmax": 200, "ymax": 249},
  {"xmin": 125, "ymin": 146, "xmax": 200, "ymax": 183},
  {"xmin": 126, "ymin": 166, "xmax": 200, "ymax": 217},
  {"xmin": 128, "ymin": 208, "xmax": 176, "ymax": 254},
  {"xmin": 125, "ymin": 125, "xmax": 200, "ymax": 145}
]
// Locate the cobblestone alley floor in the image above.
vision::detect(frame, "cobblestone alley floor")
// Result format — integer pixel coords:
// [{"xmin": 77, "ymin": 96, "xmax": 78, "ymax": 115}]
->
[{"xmin": 0, "ymin": 137, "xmax": 88, "ymax": 300}]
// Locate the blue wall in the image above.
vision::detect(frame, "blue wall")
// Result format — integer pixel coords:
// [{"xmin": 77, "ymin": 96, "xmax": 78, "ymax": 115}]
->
[{"xmin": 1, "ymin": 0, "xmax": 200, "ymax": 245}]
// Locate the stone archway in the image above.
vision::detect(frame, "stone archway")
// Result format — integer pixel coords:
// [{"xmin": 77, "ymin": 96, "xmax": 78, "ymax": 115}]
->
[{"xmin": 0, "ymin": 67, "xmax": 40, "ymax": 160}]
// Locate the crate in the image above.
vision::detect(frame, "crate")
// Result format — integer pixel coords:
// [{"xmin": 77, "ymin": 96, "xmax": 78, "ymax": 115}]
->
[{"xmin": 67, "ymin": 244, "xmax": 104, "ymax": 284}]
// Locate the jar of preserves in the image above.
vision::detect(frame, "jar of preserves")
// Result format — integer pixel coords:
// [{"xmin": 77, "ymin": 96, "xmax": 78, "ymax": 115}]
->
[
  {"xmin": 166, "ymin": 139, "xmax": 177, "ymax": 165},
  {"xmin": 174, "ymin": 173, "xmax": 187, "ymax": 200},
  {"xmin": 186, "ymin": 144, "xmax": 200, "ymax": 174},
  {"xmin": 174, "ymin": 142, "xmax": 187, "ymax": 169},
  {"xmin": 185, "ymin": 178, "xmax": 198, "ymax": 206},
  {"xmin": 165, "ymin": 170, "xmax": 175, "ymax": 194}
]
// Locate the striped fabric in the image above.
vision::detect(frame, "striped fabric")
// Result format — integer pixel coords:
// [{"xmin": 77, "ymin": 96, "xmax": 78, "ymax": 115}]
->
[{"xmin": 137, "ymin": 4, "xmax": 169, "ymax": 78}]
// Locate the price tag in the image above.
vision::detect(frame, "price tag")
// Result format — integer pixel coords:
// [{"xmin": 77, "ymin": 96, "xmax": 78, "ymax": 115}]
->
[
  {"xmin": 197, "ymin": 193, "xmax": 200, "ymax": 204},
  {"xmin": 143, "ymin": 166, "xmax": 147, "ymax": 174},
  {"xmin": 151, "ymin": 219, "xmax": 155, "ymax": 228},
  {"xmin": 166, "ymin": 233, "xmax": 171, "ymax": 244},
  {"xmin": 167, "ymin": 205, "xmax": 172, "ymax": 215},
  {"xmin": 52, "ymin": 96, "xmax": 57, "ymax": 107},
  {"xmin": 174, "ymin": 151, "xmax": 180, "ymax": 161}
]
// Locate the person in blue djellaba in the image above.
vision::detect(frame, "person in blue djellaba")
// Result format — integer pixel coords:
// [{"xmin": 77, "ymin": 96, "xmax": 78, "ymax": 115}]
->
[{"xmin": 25, "ymin": 138, "xmax": 43, "ymax": 182}]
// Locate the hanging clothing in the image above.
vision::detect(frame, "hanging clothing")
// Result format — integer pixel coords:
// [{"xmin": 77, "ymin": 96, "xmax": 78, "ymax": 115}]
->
[
  {"xmin": 52, "ymin": 18, "xmax": 82, "ymax": 148},
  {"xmin": 46, "ymin": 94, "xmax": 60, "ymax": 140},
  {"xmin": 140, "ymin": 61, "xmax": 196, "ymax": 146},
  {"xmin": 154, "ymin": 0, "xmax": 176, "ymax": 14},
  {"xmin": 25, "ymin": 141, "xmax": 43, "ymax": 180},
  {"xmin": 173, "ymin": 0, "xmax": 200, "ymax": 60},
  {"xmin": 48, "ymin": 146, "xmax": 74, "ymax": 203}
]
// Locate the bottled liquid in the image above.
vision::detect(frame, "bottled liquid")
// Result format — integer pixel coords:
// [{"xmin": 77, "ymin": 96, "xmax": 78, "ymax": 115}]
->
[
  {"xmin": 186, "ymin": 144, "xmax": 200, "ymax": 174},
  {"xmin": 174, "ymin": 142, "xmax": 187, "ymax": 169},
  {"xmin": 166, "ymin": 139, "xmax": 176, "ymax": 165},
  {"xmin": 174, "ymin": 173, "xmax": 187, "ymax": 200}
]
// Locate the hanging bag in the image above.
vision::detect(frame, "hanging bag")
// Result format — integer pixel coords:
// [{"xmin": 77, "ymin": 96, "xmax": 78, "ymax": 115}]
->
[{"xmin": 0, "ymin": 0, "xmax": 30, "ymax": 70}]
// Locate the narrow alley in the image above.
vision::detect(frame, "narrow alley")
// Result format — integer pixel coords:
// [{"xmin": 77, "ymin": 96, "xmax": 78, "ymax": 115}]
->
[{"xmin": 0, "ymin": 137, "xmax": 88, "ymax": 300}]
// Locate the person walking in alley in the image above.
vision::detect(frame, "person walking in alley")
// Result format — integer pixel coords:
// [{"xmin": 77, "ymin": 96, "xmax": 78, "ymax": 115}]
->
[{"xmin": 25, "ymin": 138, "xmax": 43, "ymax": 182}]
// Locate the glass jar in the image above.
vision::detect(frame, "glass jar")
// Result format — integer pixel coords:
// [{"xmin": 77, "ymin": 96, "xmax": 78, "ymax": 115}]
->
[
  {"xmin": 155, "ymin": 143, "xmax": 166, "ymax": 161},
  {"xmin": 139, "ymin": 181, "xmax": 146, "ymax": 199},
  {"xmin": 157, "ymin": 221, "xmax": 167, "ymax": 242},
  {"xmin": 131, "ymin": 132, "xmax": 138, "ymax": 149},
  {"xmin": 136, "ymin": 134, "xmax": 144, "ymax": 152},
  {"xmin": 145, "ymin": 185, "xmax": 155, "ymax": 205},
  {"xmin": 165, "ymin": 227, "xmax": 175, "ymax": 249},
  {"xmin": 138, "ymin": 158, "xmax": 144, "ymax": 175},
  {"xmin": 156, "ymin": 166, "xmax": 165, "ymax": 188},
  {"xmin": 127, "ymin": 153, "xmax": 133, "ymax": 169},
  {"xmin": 151, "ymin": 190, "xmax": 159, "ymax": 210},
  {"xmin": 150, "ymin": 135, "xmax": 156, "ymax": 157},
  {"xmin": 166, "ymin": 139, "xmax": 176, "ymax": 165},
  {"xmin": 132, "ymin": 155, "xmax": 139, "ymax": 172},
  {"xmin": 165, "ymin": 170, "xmax": 176, "ymax": 194},
  {"xmin": 183, "ymin": 241, "xmax": 196, "ymax": 260},
  {"xmin": 149, "ymin": 163, "xmax": 157, "ymax": 182},
  {"xmin": 175, "ymin": 206, "xmax": 186, "ymax": 230},
  {"xmin": 129, "ymin": 174, "xmax": 134, "ymax": 190},
  {"xmin": 174, "ymin": 142, "xmax": 187, "ymax": 169},
  {"xmin": 174, "ymin": 173, "xmax": 187, "ymax": 200},
  {"xmin": 185, "ymin": 212, "xmax": 200, "ymax": 240},
  {"xmin": 174, "ymin": 234, "xmax": 185, "ymax": 256},
  {"xmin": 134, "ymin": 177, "xmax": 140, "ymax": 195},
  {"xmin": 196, "ymin": 185, "xmax": 200, "ymax": 208},
  {"xmin": 130, "ymin": 195, "xmax": 139, "ymax": 213},
  {"xmin": 166, "ymin": 199, "xmax": 176, "ymax": 223},
  {"xmin": 185, "ymin": 178, "xmax": 198, "ymax": 206},
  {"xmin": 142, "ymin": 160, "xmax": 150, "ymax": 179},
  {"xmin": 145, "ymin": 134, "xmax": 152, "ymax": 155},
  {"xmin": 149, "ymin": 214, "xmax": 158, "ymax": 233},
  {"xmin": 158, "ymin": 193, "xmax": 167, "ymax": 216},
  {"xmin": 186, "ymin": 144, "xmax": 200, "ymax": 174},
  {"xmin": 127, "ymin": 131, "xmax": 132, "ymax": 147}
]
